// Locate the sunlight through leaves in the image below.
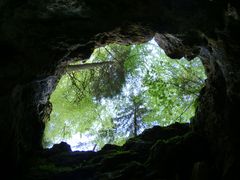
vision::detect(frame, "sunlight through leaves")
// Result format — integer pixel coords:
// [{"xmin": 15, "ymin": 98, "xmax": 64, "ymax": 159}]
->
[{"xmin": 43, "ymin": 39, "xmax": 207, "ymax": 151}]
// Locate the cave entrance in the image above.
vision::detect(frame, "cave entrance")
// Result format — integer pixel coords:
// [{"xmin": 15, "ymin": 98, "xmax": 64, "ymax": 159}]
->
[{"xmin": 42, "ymin": 38, "xmax": 206, "ymax": 151}]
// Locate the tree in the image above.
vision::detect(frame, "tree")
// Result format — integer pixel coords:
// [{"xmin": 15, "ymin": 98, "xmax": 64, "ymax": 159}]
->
[
  {"xmin": 43, "ymin": 43, "xmax": 142, "ymax": 148},
  {"xmin": 43, "ymin": 39, "xmax": 206, "ymax": 150},
  {"xmin": 143, "ymin": 53, "xmax": 206, "ymax": 125},
  {"xmin": 42, "ymin": 73, "xmax": 104, "ymax": 145},
  {"xmin": 65, "ymin": 44, "xmax": 134, "ymax": 102},
  {"xmin": 114, "ymin": 94, "xmax": 149, "ymax": 137}
]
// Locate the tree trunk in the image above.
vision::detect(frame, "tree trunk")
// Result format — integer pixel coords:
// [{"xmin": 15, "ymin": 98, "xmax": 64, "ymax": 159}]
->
[
  {"xmin": 66, "ymin": 61, "xmax": 115, "ymax": 72},
  {"xmin": 133, "ymin": 107, "xmax": 138, "ymax": 137}
]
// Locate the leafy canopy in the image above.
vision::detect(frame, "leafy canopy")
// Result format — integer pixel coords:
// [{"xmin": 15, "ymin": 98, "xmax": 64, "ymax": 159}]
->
[{"xmin": 43, "ymin": 39, "xmax": 206, "ymax": 151}]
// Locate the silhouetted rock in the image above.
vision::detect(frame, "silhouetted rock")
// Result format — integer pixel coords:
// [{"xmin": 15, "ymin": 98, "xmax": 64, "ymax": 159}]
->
[{"xmin": 0, "ymin": 0, "xmax": 239, "ymax": 179}]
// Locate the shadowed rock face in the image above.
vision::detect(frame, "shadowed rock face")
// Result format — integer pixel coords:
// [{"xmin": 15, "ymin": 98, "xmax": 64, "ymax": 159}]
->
[
  {"xmin": 0, "ymin": 0, "xmax": 240, "ymax": 179},
  {"xmin": 26, "ymin": 123, "xmax": 208, "ymax": 180}
]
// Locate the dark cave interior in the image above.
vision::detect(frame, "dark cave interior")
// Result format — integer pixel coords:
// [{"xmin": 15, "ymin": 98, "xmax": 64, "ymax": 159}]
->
[{"xmin": 0, "ymin": 0, "xmax": 240, "ymax": 179}]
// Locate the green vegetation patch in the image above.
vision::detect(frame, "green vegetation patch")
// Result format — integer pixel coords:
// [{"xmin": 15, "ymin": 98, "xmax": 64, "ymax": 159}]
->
[{"xmin": 43, "ymin": 39, "xmax": 206, "ymax": 151}]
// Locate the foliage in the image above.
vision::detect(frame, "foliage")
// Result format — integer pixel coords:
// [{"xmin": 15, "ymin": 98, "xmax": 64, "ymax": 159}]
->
[
  {"xmin": 43, "ymin": 74, "xmax": 104, "ymax": 145},
  {"xmin": 143, "ymin": 54, "xmax": 206, "ymax": 125},
  {"xmin": 43, "ymin": 39, "xmax": 206, "ymax": 150}
]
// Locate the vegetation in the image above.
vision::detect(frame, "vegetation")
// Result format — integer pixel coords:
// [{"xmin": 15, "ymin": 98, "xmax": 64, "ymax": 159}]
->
[{"xmin": 43, "ymin": 39, "xmax": 206, "ymax": 151}]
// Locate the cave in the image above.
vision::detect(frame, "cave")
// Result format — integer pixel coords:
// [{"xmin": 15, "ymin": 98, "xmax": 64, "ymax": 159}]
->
[{"xmin": 0, "ymin": 0, "xmax": 240, "ymax": 180}]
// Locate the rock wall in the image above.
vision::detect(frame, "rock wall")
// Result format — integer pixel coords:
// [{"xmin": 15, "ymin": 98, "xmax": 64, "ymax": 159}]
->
[{"xmin": 0, "ymin": 0, "xmax": 239, "ymax": 179}]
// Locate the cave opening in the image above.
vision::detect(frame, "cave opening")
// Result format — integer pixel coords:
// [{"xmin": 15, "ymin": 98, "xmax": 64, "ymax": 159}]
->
[{"xmin": 42, "ymin": 38, "xmax": 207, "ymax": 151}]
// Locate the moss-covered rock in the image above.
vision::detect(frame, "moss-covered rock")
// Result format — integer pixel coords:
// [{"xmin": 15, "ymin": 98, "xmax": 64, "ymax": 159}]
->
[{"xmin": 0, "ymin": 0, "xmax": 240, "ymax": 179}]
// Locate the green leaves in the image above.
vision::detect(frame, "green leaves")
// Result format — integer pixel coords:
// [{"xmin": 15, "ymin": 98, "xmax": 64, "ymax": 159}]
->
[
  {"xmin": 43, "ymin": 39, "xmax": 206, "ymax": 150},
  {"xmin": 143, "ymin": 54, "xmax": 206, "ymax": 126}
]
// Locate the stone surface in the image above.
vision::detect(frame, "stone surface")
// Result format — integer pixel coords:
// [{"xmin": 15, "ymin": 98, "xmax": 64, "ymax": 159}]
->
[
  {"xmin": 0, "ymin": 0, "xmax": 240, "ymax": 179},
  {"xmin": 25, "ymin": 123, "xmax": 202, "ymax": 180}
]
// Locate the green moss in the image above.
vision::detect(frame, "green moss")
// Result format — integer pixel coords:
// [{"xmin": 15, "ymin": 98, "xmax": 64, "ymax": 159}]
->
[
  {"xmin": 26, "ymin": 158, "xmax": 75, "ymax": 179},
  {"xmin": 37, "ymin": 163, "xmax": 73, "ymax": 173}
]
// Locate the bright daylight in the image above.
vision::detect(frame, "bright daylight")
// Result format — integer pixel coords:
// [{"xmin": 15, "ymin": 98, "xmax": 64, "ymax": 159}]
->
[{"xmin": 42, "ymin": 39, "xmax": 207, "ymax": 151}]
